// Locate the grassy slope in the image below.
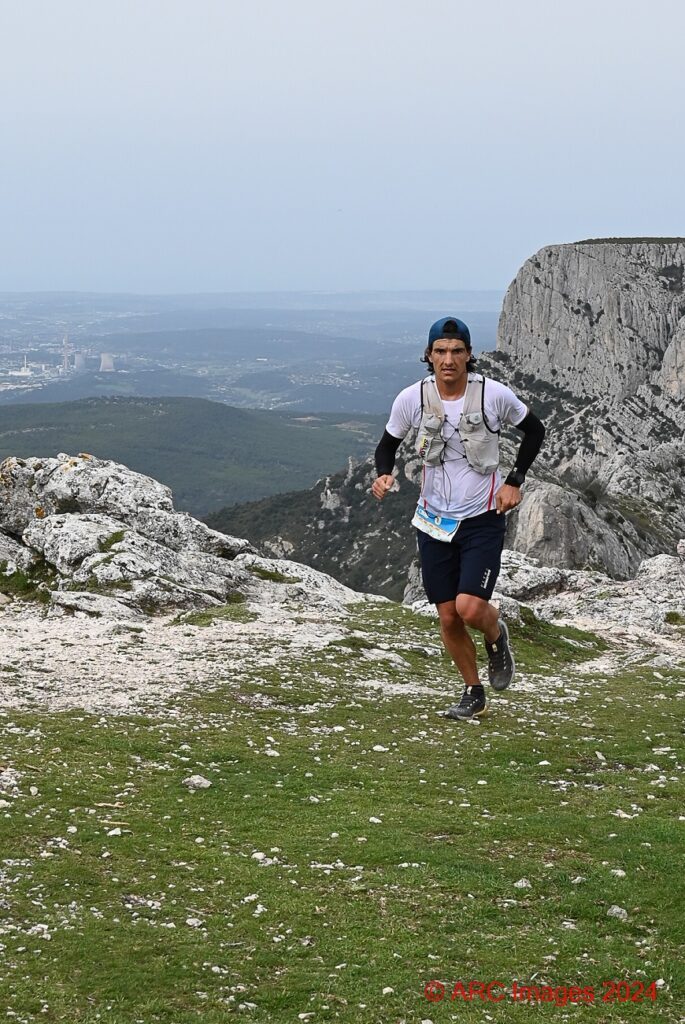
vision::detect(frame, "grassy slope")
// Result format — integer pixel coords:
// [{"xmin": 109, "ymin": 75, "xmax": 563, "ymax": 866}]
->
[
  {"xmin": 0, "ymin": 398, "xmax": 384, "ymax": 517},
  {"xmin": 0, "ymin": 603, "xmax": 683, "ymax": 1023}
]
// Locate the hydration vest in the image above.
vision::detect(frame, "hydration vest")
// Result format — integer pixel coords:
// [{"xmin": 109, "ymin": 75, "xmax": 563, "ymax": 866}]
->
[{"xmin": 415, "ymin": 374, "xmax": 500, "ymax": 475}]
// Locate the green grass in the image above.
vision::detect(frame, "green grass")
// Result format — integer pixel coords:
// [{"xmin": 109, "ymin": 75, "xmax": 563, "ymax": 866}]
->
[
  {"xmin": 98, "ymin": 530, "xmax": 127, "ymax": 553},
  {"xmin": 0, "ymin": 603, "xmax": 682, "ymax": 1022},
  {"xmin": 169, "ymin": 598, "xmax": 256, "ymax": 627},
  {"xmin": 0, "ymin": 558, "xmax": 56, "ymax": 604},
  {"xmin": 665, "ymin": 612, "xmax": 685, "ymax": 626}
]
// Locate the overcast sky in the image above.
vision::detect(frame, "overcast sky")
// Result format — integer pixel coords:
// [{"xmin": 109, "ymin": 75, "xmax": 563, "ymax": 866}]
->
[{"xmin": 2, "ymin": 0, "xmax": 683, "ymax": 293}]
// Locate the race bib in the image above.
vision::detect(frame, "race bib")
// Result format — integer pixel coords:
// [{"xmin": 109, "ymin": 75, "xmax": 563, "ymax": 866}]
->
[{"xmin": 411, "ymin": 503, "xmax": 461, "ymax": 542}]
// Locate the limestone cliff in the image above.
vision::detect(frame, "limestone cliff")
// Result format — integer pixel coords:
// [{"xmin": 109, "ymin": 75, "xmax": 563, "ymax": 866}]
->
[
  {"xmin": 496, "ymin": 239, "xmax": 685, "ymax": 573},
  {"xmin": 498, "ymin": 238, "xmax": 685, "ymax": 400}
]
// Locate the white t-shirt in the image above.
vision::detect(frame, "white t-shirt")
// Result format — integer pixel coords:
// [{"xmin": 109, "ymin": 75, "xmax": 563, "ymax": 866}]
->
[{"xmin": 386, "ymin": 374, "xmax": 528, "ymax": 519}]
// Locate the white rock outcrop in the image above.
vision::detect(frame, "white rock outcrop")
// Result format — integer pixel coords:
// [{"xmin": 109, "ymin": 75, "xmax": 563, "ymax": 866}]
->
[
  {"xmin": 0, "ymin": 454, "xmax": 256, "ymax": 615},
  {"xmin": 0, "ymin": 453, "xmax": 383, "ymax": 621},
  {"xmin": 405, "ymin": 545, "xmax": 685, "ymax": 639}
]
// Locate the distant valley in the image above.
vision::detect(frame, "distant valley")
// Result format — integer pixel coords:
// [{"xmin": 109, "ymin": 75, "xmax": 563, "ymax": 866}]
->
[
  {"xmin": 0, "ymin": 397, "xmax": 384, "ymax": 518},
  {"xmin": 0, "ymin": 291, "xmax": 501, "ymax": 413}
]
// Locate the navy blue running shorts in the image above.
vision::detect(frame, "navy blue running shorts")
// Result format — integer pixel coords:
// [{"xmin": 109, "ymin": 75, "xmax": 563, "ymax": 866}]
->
[{"xmin": 416, "ymin": 509, "xmax": 507, "ymax": 605}]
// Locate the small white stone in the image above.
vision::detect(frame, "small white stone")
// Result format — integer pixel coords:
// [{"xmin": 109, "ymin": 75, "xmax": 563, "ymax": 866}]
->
[
  {"xmin": 538, "ymin": 760, "xmax": 551, "ymax": 766},
  {"xmin": 372, "ymin": 745, "xmax": 389, "ymax": 752},
  {"xmin": 107, "ymin": 828, "xmax": 122, "ymax": 837},
  {"xmin": 182, "ymin": 775, "xmax": 212, "ymax": 791},
  {"xmin": 514, "ymin": 878, "xmax": 531, "ymax": 889},
  {"xmin": 610, "ymin": 868, "xmax": 626, "ymax": 878},
  {"xmin": 607, "ymin": 904, "xmax": 628, "ymax": 921},
  {"xmin": 369, "ymin": 816, "xmax": 382, "ymax": 824},
  {"xmin": 382, "ymin": 986, "xmax": 394, "ymax": 995},
  {"xmin": 186, "ymin": 917, "xmax": 203, "ymax": 928}
]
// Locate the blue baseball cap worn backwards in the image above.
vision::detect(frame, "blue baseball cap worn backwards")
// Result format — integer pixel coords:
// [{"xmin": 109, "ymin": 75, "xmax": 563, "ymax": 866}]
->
[{"xmin": 427, "ymin": 316, "xmax": 471, "ymax": 347}]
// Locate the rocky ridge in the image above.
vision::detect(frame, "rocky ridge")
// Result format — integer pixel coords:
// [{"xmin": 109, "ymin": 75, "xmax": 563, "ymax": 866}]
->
[
  {"xmin": 497, "ymin": 240, "xmax": 685, "ymax": 576},
  {"xmin": 0, "ymin": 454, "xmax": 679, "ymax": 720},
  {"xmin": 1, "ymin": 452, "xmax": 683, "ymax": 719}
]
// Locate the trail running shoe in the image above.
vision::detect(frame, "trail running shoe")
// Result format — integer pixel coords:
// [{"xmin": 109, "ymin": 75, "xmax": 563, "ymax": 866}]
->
[
  {"xmin": 486, "ymin": 619, "xmax": 515, "ymax": 691},
  {"xmin": 442, "ymin": 685, "xmax": 487, "ymax": 720}
]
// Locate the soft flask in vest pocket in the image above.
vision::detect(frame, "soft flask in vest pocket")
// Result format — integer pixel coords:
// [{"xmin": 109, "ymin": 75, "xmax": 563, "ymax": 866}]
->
[
  {"xmin": 416, "ymin": 412, "xmax": 445, "ymax": 465},
  {"xmin": 459, "ymin": 410, "xmax": 499, "ymax": 474}
]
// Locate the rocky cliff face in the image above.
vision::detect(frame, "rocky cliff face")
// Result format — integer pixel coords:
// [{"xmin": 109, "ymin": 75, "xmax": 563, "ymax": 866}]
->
[
  {"xmin": 497, "ymin": 239, "xmax": 685, "ymax": 575},
  {"xmin": 498, "ymin": 239, "xmax": 685, "ymax": 400}
]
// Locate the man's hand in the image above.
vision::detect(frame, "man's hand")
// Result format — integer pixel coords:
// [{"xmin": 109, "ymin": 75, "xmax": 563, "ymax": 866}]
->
[
  {"xmin": 495, "ymin": 484, "xmax": 522, "ymax": 514},
  {"xmin": 372, "ymin": 474, "xmax": 395, "ymax": 501}
]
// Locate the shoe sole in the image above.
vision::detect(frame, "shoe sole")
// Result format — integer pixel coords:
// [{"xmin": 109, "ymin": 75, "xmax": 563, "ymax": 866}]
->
[{"xmin": 489, "ymin": 620, "xmax": 516, "ymax": 692}]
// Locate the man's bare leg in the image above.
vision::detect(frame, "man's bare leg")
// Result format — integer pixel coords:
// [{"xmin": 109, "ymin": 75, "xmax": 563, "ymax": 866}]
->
[
  {"xmin": 436, "ymin": 601, "xmax": 480, "ymax": 686},
  {"xmin": 455, "ymin": 592, "xmax": 515, "ymax": 692}
]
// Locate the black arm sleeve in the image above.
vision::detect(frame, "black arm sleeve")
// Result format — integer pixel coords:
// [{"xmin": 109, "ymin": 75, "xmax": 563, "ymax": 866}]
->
[
  {"xmin": 510, "ymin": 411, "xmax": 546, "ymax": 476},
  {"xmin": 374, "ymin": 430, "xmax": 403, "ymax": 476}
]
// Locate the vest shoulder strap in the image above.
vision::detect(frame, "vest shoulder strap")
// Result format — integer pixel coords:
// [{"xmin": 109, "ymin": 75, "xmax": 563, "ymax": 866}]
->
[{"xmin": 421, "ymin": 378, "xmax": 445, "ymax": 420}]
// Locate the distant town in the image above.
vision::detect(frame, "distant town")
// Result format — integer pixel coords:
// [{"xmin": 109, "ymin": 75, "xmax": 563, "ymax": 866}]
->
[
  {"xmin": 0, "ymin": 338, "xmax": 124, "ymax": 397},
  {"xmin": 0, "ymin": 291, "xmax": 502, "ymax": 410}
]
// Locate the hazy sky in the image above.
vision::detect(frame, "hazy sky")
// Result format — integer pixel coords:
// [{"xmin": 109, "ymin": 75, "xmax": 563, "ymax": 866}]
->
[{"xmin": 2, "ymin": 0, "xmax": 684, "ymax": 293}]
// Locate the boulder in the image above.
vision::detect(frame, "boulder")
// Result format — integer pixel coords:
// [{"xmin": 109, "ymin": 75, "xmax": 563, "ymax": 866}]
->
[
  {"xmin": 1, "ymin": 454, "xmax": 255, "ymax": 615},
  {"xmin": 505, "ymin": 481, "xmax": 640, "ymax": 578},
  {"xmin": 0, "ymin": 531, "xmax": 37, "ymax": 574}
]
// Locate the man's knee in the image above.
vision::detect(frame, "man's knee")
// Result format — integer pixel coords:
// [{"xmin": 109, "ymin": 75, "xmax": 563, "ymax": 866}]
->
[
  {"xmin": 455, "ymin": 593, "xmax": 489, "ymax": 626},
  {"xmin": 436, "ymin": 600, "xmax": 464, "ymax": 633}
]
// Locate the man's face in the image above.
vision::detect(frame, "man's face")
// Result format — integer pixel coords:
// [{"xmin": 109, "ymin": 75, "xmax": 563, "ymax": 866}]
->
[{"xmin": 430, "ymin": 338, "xmax": 470, "ymax": 383}]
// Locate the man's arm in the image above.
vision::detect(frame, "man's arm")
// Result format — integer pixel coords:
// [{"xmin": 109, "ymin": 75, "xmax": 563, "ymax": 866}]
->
[
  {"xmin": 375, "ymin": 430, "xmax": 403, "ymax": 476},
  {"xmin": 372, "ymin": 430, "xmax": 403, "ymax": 501},
  {"xmin": 504, "ymin": 411, "xmax": 546, "ymax": 484},
  {"xmin": 496, "ymin": 411, "xmax": 546, "ymax": 513}
]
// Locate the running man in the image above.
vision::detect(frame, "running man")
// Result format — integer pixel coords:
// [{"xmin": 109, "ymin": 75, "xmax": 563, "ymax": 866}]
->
[{"xmin": 372, "ymin": 316, "xmax": 546, "ymax": 719}]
